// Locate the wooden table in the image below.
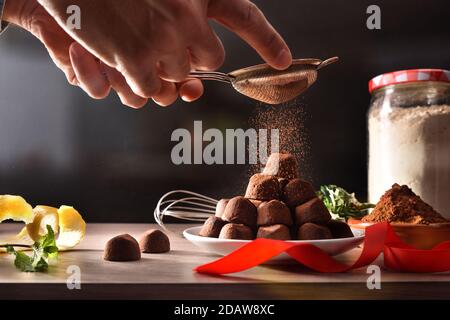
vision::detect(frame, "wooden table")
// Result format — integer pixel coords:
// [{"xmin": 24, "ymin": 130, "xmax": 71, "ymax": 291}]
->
[{"xmin": 0, "ymin": 223, "xmax": 449, "ymax": 299}]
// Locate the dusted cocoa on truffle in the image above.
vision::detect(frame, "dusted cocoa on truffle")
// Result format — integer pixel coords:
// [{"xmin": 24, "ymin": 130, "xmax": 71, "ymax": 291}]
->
[
  {"xmin": 278, "ymin": 178, "xmax": 289, "ymax": 190},
  {"xmin": 103, "ymin": 234, "xmax": 141, "ymax": 261},
  {"xmin": 297, "ymin": 223, "xmax": 332, "ymax": 240},
  {"xmin": 249, "ymin": 199, "xmax": 263, "ymax": 208},
  {"xmin": 327, "ymin": 220, "xmax": 354, "ymax": 239},
  {"xmin": 245, "ymin": 173, "xmax": 281, "ymax": 200},
  {"xmin": 282, "ymin": 178, "xmax": 316, "ymax": 207},
  {"xmin": 219, "ymin": 223, "xmax": 254, "ymax": 240},
  {"xmin": 199, "ymin": 216, "xmax": 227, "ymax": 238},
  {"xmin": 262, "ymin": 153, "xmax": 299, "ymax": 179},
  {"xmin": 257, "ymin": 200, "xmax": 293, "ymax": 226},
  {"xmin": 295, "ymin": 197, "xmax": 331, "ymax": 225},
  {"xmin": 139, "ymin": 229, "xmax": 171, "ymax": 253},
  {"xmin": 257, "ymin": 224, "xmax": 291, "ymax": 240},
  {"xmin": 214, "ymin": 199, "xmax": 229, "ymax": 218},
  {"xmin": 222, "ymin": 196, "xmax": 257, "ymax": 227}
]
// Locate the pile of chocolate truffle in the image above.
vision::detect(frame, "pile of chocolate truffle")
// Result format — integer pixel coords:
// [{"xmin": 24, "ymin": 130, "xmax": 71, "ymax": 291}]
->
[{"xmin": 199, "ymin": 153, "xmax": 353, "ymax": 240}]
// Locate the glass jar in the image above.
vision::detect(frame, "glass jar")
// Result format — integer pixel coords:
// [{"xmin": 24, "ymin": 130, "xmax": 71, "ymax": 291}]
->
[{"xmin": 368, "ymin": 69, "xmax": 450, "ymax": 218}]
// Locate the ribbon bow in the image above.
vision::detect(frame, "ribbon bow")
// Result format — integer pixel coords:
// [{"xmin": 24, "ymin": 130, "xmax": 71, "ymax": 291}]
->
[{"xmin": 195, "ymin": 222, "xmax": 450, "ymax": 274}]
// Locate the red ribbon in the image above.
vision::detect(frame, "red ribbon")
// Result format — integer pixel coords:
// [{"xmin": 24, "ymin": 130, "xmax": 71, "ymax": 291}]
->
[{"xmin": 195, "ymin": 222, "xmax": 450, "ymax": 274}]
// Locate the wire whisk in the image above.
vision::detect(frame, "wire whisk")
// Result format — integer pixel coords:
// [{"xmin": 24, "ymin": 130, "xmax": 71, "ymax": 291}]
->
[{"xmin": 154, "ymin": 190, "xmax": 218, "ymax": 233}]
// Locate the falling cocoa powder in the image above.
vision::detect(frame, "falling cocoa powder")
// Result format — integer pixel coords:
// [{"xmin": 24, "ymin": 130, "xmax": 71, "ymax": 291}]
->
[
  {"xmin": 362, "ymin": 184, "xmax": 448, "ymax": 224},
  {"xmin": 248, "ymin": 102, "xmax": 311, "ymax": 180}
]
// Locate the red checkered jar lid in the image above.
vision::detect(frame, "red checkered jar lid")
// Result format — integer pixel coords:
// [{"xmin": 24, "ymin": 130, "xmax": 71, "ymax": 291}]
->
[{"xmin": 369, "ymin": 69, "xmax": 450, "ymax": 93}]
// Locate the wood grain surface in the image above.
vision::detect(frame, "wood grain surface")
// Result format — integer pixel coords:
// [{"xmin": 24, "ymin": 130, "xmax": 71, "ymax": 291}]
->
[{"xmin": 0, "ymin": 223, "xmax": 449, "ymax": 299}]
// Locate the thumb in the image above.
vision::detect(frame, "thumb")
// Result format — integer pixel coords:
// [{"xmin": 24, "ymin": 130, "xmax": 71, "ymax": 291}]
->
[{"xmin": 208, "ymin": 0, "xmax": 292, "ymax": 70}]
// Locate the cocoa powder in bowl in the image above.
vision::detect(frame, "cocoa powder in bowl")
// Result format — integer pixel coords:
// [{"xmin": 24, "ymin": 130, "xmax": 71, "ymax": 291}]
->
[{"xmin": 362, "ymin": 184, "xmax": 448, "ymax": 224}]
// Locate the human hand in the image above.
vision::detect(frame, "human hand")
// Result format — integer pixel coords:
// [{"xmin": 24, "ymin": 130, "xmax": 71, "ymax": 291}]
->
[
  {"xmin": 37, "ymin": 0, "xmax": 292, "ymax": 106},
  {"xmin": 2, "ymin": 0, "xmax": 157, "ymax": 108}
]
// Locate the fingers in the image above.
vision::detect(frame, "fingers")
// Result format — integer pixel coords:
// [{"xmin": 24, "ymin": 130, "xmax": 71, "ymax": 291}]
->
[
  {"xmin": 117, "ymin": 58, "xmax": 162, "ymax": 99},
  {"xmin": 69, "ymin": 42, "xmax": 111, "ymax": 99},
  {"xmin": 152, "ymin": 81, "xmax": 178, "ymax": 107},
  {"xmin": 179, "ymin": 79, "xmax": 204, "ymax": 102},
  {"xmin": 188, "ymin": 28, "xmax": 225, "ymax": 71},
  {"xmin": 157, "ymin": 50, "xmax": 191, "ymax": 82},
  {"xmin": 102, "ymin": 65, "xmax": 148, "ymax": 109},
  {"xmin": 208, "ymin": 0, "xmax": 292, "ymax": 70}
]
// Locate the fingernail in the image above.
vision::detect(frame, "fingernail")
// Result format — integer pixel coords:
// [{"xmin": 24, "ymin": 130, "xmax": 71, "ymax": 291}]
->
[
  {"xmin": 181, "ymin": 95, "xmax": 192, "ymax": 102},
  {"xmin": 275, "ymin": 48, "xmax": 292, "ymax": 70}
]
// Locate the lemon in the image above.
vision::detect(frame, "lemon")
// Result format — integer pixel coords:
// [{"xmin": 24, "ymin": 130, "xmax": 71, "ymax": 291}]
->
[
  {"xmin": 0, "ymin": 195, "xmax": 33, "ymax": 224},
  {"xmin": 56, "ymin": 205, "xmax": 86, "ymax": 250},
  {"xmin": 26, "ymin": 205, "xmax": 60, "ymax": 242}
]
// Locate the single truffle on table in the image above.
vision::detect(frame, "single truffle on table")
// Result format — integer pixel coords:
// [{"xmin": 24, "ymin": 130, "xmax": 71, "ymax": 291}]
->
[
  {"xmin": 222, "ymin": 196, "xmax": 257, "ymax": 227},
  {"xmin": 327, "ymin": 220, "xmax": 354, "ymax": 238},
  {"xmin": 245, "ymin": 173, "xmax": 281, "ymax": 200},
  {"xmin": 297, "ymin": 223, "xmax": 332, "ymax": 240},
  {"xmin": 214, "ymin": 199, "xmax": 229, "ymax": 218},
  {"xmin": 103, "ymin": 234, "xmax": 141, "ymax": 261},
  {"xmin": 295, "ymin": 197, "xmax": 331, "ymax": 225},
  {"xmin": 219, "ymin": 223, "xmax": 254, "ymax": 240},
  {"xmin": 199, "ymin": 216, "xmax": 227, "ymax": 238},
  {"xmin": 262, "ymin": 153, "xmax": 299, "ymax": 179},
  {"xmin": 283, "ymin": 179, "xmax": 316, "ymax": 207},
  {"xmin": 139, "ymin": 229, "xmax": 171, "ymax": 253},
  {"xmin": 257, "ymin": 224, "xmax": 291, "ymax": 240},
  {"xmin": 257, "ymin": 200, "xmax": 293, "ymax": 226}
]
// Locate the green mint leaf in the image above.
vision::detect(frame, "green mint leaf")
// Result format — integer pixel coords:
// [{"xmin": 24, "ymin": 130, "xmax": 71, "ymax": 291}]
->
[
  {"xmin": 40, "ymin": 225, "xmax": 58, "ymax": 259},
  {"xmin": 5, "ymin": 245, "xmax": 15, "ymax": 254},
  {"xmin": 317, "ymin": 185, "xmax": 375, "ymax": 221},
  {"xmin": 4, "ymin": 225, "xmax": 58, "ymax": 272},
  {"xmin": 13, "ymin": 251, "xmax": 35, "ymax": 272},
  {"xmin": 33, "ymin": 257, "xmax": 49, "ymax": 272}
]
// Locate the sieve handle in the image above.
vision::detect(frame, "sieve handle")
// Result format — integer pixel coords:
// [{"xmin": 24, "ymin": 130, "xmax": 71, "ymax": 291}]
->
[
  {"xmin": 187, "ymin": 71, "xmax": 232, "ymax": 83},
  {"xmin": 317, "ymin": 56, "xmax": 339, "ymax": 70}
]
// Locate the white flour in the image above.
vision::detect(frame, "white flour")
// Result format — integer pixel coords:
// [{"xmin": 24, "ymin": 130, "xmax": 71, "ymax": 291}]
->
[{"xmin": 368, "ymin": 104, "xmax": 450, "ymax": 218}]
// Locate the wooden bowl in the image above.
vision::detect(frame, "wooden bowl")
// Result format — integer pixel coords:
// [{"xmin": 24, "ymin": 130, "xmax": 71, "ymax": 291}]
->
[{"xmin": 348, "ymin": 218, "xmax": 450, "ymax": 250}]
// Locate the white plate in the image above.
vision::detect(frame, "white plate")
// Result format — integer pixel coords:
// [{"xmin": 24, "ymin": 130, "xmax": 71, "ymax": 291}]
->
[{"xmin": 183, "ymin": 226, "xmax": 365, "ymax": 264}]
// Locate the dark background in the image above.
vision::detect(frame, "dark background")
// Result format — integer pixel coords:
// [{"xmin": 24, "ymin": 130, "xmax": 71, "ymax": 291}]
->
[{"xmin": 0, "ymin": 0, "xmax": 449, "ymax": 222}]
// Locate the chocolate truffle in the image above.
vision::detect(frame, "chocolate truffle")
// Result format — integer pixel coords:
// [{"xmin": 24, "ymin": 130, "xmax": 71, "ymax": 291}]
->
[
  {"xmin": 139, "ymin": 229, "xmax": 171, "ymax": 253},
  {"xmin": 215, "ymin": 199, "xmax": 229, "ymax": 218},
  {"xmin": 199, "ymin": 216, "xmax": 227, "ymax": 238},
  {"xmin": 297, "ymin": 223, "xmax": 332, "ymax": 240},
  {"xmin": 257, "ymin": 224, "xmax": 291, "ymax": 240},
  {"xmin": 245, "ymin": 173, "xmax": 281, "ymax": 200},
  {"xmin": 257, "ymin": 200, "xmax": 293, "ymax": 226},
  {"xmin": 103, "ymin": 234, "xmax": 141, "ymax": 261},
  {"xmin": 262, "ymin": 153, "xmax": 299, "ymax": 179},
  {"xmin": 219, "ymin": 223, "xmax": 254, "ymax": 240},
  {"xmin": 249, "ymin": 199, "xmax": 263, "ymax": 208},
  {"xmin": 278, "ymin": 178, "xmax": 289, "ymax": 190},
  {"xmin": 295, "ymin": 197, "xmax": 331, "ymax": 225},
  {"xmin": 327, "ymin": 220, "xmax": 354, "ymax": 238},
  {"xmin": 222, "ymin": 196, "xmax": 257, "ymax": 227},
  {"xmin": 282, "ymin": 179, "xmax": 316, "ymax": 207}
]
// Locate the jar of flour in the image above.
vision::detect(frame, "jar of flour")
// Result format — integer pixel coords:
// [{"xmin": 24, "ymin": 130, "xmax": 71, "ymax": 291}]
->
[{"xmin": 368, "ymin": 69, "xmax": 450, "ymax": 218}]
